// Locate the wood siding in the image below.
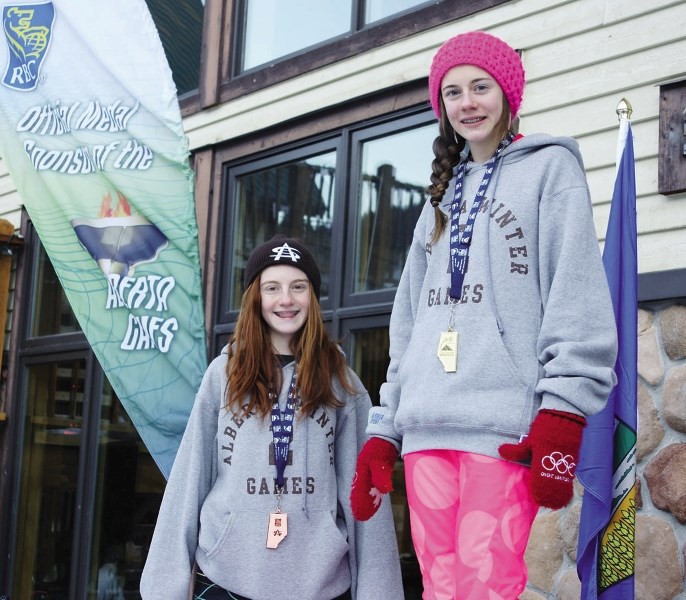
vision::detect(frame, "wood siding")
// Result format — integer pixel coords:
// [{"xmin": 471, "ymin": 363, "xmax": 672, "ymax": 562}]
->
[{"xmin": 0, "ymin": 160, "xmax": 21, "ymax": 228}]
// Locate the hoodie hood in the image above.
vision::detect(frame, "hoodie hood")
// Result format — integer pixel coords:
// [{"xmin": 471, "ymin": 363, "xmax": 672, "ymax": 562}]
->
[
  {"xmin": 501, "ymin": 133, "xmax": 585, "ymax": 170},
  {"xmin": 441, "ymin": 133, "xmax": 586, "ymax": 212}
]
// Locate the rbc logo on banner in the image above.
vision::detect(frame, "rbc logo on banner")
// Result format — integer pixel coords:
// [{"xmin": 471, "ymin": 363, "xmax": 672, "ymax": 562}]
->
[{"xmin": 2, "ymin": 3, "xmax": 55, "ymax": 91}]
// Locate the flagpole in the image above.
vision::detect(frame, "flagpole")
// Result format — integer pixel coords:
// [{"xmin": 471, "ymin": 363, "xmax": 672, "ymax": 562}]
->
[
  {"xmin": 614, "ymin": 98, "xmax": 632, "ymax": 175},
  {"xmin": 616, "ymin": 97, "xmax": 633, "ymax": 121},
  {"xmin": 577, "ymin": 97, "xmax": 637, "ymax": 600}
]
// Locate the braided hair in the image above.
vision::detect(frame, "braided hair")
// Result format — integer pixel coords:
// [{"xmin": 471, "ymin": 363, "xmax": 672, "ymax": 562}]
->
[{"xmin": 426, "ymin": 96, "xmax": 514, "ymax": 246}]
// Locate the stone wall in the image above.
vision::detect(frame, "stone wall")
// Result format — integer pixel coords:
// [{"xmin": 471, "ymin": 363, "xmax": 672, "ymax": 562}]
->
[{"xmin": 521, "ymin": 302, "xmax": 686, "ymax": 600}]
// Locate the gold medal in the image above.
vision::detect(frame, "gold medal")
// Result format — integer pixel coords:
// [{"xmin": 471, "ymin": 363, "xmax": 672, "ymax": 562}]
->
[
  {"xmin": 437, "ymin": 331, "xmax": 458, "ymax": 372},
  {"xmin": 266, "ymin": 510, "xmax": 288, "ymax": 548}
]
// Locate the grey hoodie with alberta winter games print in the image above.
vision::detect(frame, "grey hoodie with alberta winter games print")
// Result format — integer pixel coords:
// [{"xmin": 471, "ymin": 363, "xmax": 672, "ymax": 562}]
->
[
  {"xmin": 140, "ymin": 349, "xmax": 403, "ymax": 600},
  {"xmin": 367, "ymin": 133, "xmax": 618, "ymax": 459}
]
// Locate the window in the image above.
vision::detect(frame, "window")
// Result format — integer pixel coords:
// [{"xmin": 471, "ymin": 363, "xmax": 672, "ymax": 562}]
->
[
  {"xmin": 217, "ymin": 107, "xmax": 436, "ymax": 327},
  {"xmin": 226, "ymin": 146, "xmax": 337, "ymax": 310},
  {"xmin": 13, "ymin": 358, "xmax": 87, "ymax": 600},
  {"xmin": 31, "ymin": 247, "xmax": 80, "ymax": 337},
  {"xmin": 352, "ymin": 123, "xmax": 435, "ymax": 294},
  {"xmin": 658, "ymin": 79, "xmax": 686, "ymax": 195},
  {"xmin": 345, "ymin": 317, "xmax": 390, "ymax": 406},
  {"xmin": 4, "ymin": 233, "xmax": 166, "ymax": 599},
  {"xmin": 240, "ymin": 0, "xmax": 352, "ymax": 71},
  {"xmin": 238, "ymin": 0, "xmax": 431, "ymax": 72},
  {"xmin": 198, "ymin": 0, "xmax": 512, "ymax": 111},
  {"xmin": 146, "ymin": 0, "xmax": 204, "ymax": 96},
  {"xmin": 364, "ymin": 0, "xmax": 432, "ymax": 24}
]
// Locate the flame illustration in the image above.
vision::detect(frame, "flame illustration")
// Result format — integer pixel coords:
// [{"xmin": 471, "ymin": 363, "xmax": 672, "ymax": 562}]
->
[{"xmin": 98, "ymin": 191, "xmax": 132, "ymax": 219}]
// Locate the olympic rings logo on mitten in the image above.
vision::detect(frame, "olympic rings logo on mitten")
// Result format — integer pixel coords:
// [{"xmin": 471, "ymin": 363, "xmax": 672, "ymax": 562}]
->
[{"xmin": 541, "ymin": 451, "xmax": 576, "ymax": 476}]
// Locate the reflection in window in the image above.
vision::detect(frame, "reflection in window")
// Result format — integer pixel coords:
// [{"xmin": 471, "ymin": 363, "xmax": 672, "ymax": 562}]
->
[
  {"xmin": 348, "ymin": 325, "xmax": 421, "ymax": 594},
  {"xmin": 13, "ymin": 360, "xmax": 86, "ymax": 600},
  {"xmin": 88, "ymin": 379, "xmax": 166, "ymax": 600},
  {"xmin": 241, "ymin": 0, "xmax": 352, "ymax": 71},
  {"xmin": 354, "ymin": 124, "xmax": 435, "ymax": 292},
  {"xmin": 230, "ymin": 152, "xmax": 336, "ymax": 309},
  {"xmin": 364, "ymin": 0, "xmax": 430, "ymax": 24},
  {"xmin": 349, "ymin": 326, "xmax": 389, "ymax": 406},
  {"xmin": 31, "ymin": 247, "xmax": 80, "ymax": 336},
  {"xmin": 145, "ymin": 0, "xmax": 203, "ymax": 95}
]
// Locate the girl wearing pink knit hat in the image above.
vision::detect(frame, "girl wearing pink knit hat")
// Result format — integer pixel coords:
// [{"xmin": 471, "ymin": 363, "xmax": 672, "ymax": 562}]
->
[{"xmin": 351, "ymin": 31, "xmax": 618, "ymax": 598}]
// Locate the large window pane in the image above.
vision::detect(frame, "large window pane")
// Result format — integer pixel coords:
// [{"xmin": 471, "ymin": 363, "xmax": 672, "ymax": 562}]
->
[
  {"xmin": 13, "ymin": 359, "xmax": 86, "ymax": 600},
  {"xmin": 87, "ymin": 380, "xmax": 165, "ymax": 600},
  {"xmin": 348, "ymin": 326, "xmax": 389, "ymax": 406},
  {"xmin": 145, "ymin": 0, "xmax": 203, "ymax": 95},
  {"xmin": 241, "ymin": 0, "xmax": 352, "ymax": 71},
  {"xmin": 348, "ymin": 325, "xmax": 422, "ymax": 596},
  {"xmin": 354, "ymin": 124, "xmax": 434, "ymax": 292},
  {"xmin": 229, "ymin": 151, "xmax": 336, "ymax": 309},
  {"xmin": 32, "ymin": 247, "xmax": 80, "ymax": 336},
  {"xmin": 364, "ymin": 0, "xmax": 431, "ymax": 24}
]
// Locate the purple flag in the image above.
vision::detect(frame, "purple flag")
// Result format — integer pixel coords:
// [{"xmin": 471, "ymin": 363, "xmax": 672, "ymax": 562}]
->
[{"xmin": 577, "ymin": 119, "xmax": 637, "ymax": 598}]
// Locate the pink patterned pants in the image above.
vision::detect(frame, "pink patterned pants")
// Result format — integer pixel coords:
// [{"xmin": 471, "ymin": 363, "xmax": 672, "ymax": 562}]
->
[{"xmin": 404, "ymin": 450, "xmax": 539, "ymax": 600}]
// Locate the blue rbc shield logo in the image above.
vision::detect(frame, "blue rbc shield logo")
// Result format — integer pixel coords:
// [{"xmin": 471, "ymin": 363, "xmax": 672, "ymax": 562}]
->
[{"xmin": 2, "ymin": 2, "xmax": 55, "ymax": 91}]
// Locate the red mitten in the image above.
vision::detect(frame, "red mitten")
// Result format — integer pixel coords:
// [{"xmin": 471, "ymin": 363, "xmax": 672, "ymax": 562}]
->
[
  {"xmin": 350, "ymin": 437, "xmax": 399, "ymax": 521},
  {"xmin": 498, "ymin": 409, "xmax": 586, "ymax": 510}
]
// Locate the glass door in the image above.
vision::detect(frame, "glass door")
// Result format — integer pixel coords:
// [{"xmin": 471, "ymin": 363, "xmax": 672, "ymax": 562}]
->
[
  {"xmin": 346, "ymin": 321, "xmax": 423, "ymax": 599},
  {"xmin": 13, "ymin": 359, "xmax": 87, "ymax": 600},
  {"xmin": 11, "ymin": 357, "xmax": 167, "ymax": 600},
  {"xmin": 86, "ymin": 379, "xmax": 166, "ymax": 600},
  {"xmin": 7, "ymin": 240, "xmax": 168, "ymax": 599}
]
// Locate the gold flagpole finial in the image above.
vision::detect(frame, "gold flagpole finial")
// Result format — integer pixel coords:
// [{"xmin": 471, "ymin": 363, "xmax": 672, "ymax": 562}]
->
[{"xmin": 616, "ymin": 98, "xmax": 633, "ymax": 122}]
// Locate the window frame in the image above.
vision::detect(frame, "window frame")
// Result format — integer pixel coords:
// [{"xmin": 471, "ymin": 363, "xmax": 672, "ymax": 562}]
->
[
  {"xmin": 212, "ymin": 100, "xmax": 435, "ymax": 355},
  {"xmin": 340, "ymin": 313, "xmax": 391, "ymax": 404},
  {"xmin": 22, "ymin": 242, "xmax": 84, "ymax": 351},
  {"xmin": 216, "ymin": 135, "xmax": 345, "ymax": 323},
  {"xmin": 202, "ymin": 80, "xmax": 429, "ymax": 350},
  {"xmin": 183, "ymin": 0, "xmax": 513, "ymax": 115},
  {"xmin": 345, "ymin": 109, "xmax": 437, "ymax": 307},
  {"xmin": 0, "ymin": 219, "xmax": 169, "ymax": 598}
]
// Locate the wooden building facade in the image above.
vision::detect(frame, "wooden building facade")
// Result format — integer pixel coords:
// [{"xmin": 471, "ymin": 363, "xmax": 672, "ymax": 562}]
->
[{"xmin": 0, "ymin": 0, "xmax": 685, "ymax": 597}]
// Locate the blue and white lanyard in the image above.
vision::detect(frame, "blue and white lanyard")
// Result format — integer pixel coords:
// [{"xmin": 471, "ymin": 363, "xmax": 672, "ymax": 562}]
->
[
  {"xmin": 449, "ymin": 134, "xmax": 514, "ymax": 299},
  {"xmin": 270, "ymin": 367, "xmax": 298, "ymax": 490}
]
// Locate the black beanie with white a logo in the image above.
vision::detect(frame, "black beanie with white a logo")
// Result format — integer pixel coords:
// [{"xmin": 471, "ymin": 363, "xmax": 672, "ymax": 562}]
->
[{"xmin": 244, "ymin": 234, "xmax": 321, "ymax": 299}]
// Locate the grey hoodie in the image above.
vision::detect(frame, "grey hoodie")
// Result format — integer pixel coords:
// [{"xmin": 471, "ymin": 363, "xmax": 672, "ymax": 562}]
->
[
  {"xmin": 140, "ymin": 348, "xmax": 403, "ymax": 600},
  {"xmin": 367, "ymin": 134, "xmax": 618, "ymax": 458}
]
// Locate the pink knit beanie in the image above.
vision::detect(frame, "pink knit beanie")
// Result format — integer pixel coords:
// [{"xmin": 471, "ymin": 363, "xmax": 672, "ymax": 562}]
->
[{"xmin": 428, "ymin": 31, "xmax": 525, "ymax": 119}]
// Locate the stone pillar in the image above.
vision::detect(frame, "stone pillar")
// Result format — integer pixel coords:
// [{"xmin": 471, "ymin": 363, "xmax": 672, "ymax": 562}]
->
[{"xmin": 522, "ymin": 304, "xmax": 686, "ymax": 599}]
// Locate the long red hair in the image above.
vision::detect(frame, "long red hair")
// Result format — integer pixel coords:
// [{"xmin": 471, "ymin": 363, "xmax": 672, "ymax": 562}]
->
[{"xmin": 226, "ymin": 280, "xmax": 356, "ymax": 418}]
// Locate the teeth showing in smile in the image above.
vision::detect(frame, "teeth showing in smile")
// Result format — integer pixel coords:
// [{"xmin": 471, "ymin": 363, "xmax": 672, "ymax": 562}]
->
[
  {"xmin": 462, "ymin": 117, "xmax": 484, "ymax": 124},
  {"xmin": 276, "ymin": 311, "xmax": 298, "ymax": 318}
]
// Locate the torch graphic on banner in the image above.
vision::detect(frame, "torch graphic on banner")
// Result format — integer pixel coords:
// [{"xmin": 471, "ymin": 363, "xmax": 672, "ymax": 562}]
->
[{"xmin": 71, "ymin": 191, "xmax": 168, "ymax": 277}]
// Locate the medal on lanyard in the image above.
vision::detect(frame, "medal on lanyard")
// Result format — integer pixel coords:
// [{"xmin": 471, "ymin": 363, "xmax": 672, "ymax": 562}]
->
[
  {"xmin": 267, "ymin": 367, "xmax": 297, "ymax": 548},
  {"xmin": 438, "ymin": 134, "xmax": 514, "ymax": 373},
  {"xmin": 437, "ymin": 302, "xmax": 459, "ymax": 372}
]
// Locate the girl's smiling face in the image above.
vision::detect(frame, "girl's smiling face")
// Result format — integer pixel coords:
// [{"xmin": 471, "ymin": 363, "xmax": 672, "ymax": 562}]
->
[
  {"xmin": 260, "ymin": 265, "xmax": 311, "ymax": 354},
  {"xmin": 441, "ymin": 64, "xmax": 507, "ymax": 163}
]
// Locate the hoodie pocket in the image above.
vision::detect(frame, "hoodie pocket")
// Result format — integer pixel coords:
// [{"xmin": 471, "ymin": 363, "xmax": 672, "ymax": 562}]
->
[
  {"xmin": 199, "ymin": 510, "xmax": 236, "ymax": 559},
  {"xmin": 396, "ymin": 308, "xmax": 536, "ymax": 435},
  {"xmin": 199, "ymin": 509, "xmax": 350, "ymax": 578}
]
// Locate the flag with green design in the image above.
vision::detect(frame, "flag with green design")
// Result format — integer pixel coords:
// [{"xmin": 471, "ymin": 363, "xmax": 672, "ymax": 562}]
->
[{"xmin": 0, "ymin": 0, "xmax": 207, "ymax": 477}]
